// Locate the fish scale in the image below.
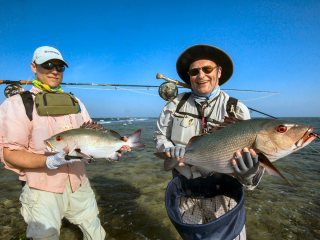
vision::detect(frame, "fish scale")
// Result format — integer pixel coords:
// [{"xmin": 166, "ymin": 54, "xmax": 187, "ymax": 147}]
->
[
  {"xmin": 45, "ymin": 123, "xmax": 143, "ymax": 160},
  {"xmin": 182, "ymin": 119, "xmax": 315, "ymax": 175}
]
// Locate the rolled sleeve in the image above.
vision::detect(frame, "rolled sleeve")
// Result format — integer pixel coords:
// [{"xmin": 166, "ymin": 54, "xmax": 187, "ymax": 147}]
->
[{"xmin": 153, "ymin": 101, "xmax": 177, "ymax": 152}]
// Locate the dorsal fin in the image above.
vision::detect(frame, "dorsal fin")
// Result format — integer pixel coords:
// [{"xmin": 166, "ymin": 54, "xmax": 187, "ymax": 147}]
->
[
  {"xmin": 80, "ymin": 121, "xmax": 105, "ymax": 130},
  {"xmin": 222, "ymin": 116, "xmax": 242, "ymax": 125}
]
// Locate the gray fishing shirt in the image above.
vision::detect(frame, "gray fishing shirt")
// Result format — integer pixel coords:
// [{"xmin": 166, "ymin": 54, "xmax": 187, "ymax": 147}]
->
[
  {"xmin": 154, "ymin": 89, "xmax": 250, "ymax": 151},
  {"xmin": 154, "ymin": 89, "xmax": 264, "ymax": 189}
]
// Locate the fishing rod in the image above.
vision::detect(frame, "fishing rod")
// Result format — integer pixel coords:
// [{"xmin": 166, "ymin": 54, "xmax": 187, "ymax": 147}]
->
[
  {"xmin": 0, "ymin": 78, "xmax": 279, "ymax": 93},
  {"xmin": 1, "ymin": 77, "xmax": 279, "ymax": 118},
  {"xmin": 0, "ymin": 80, "xmax": 160, "ymax": 88},
  {"xmin": 156, "ymin": 73, "xmax": 279, "ymax": 94},
  {"xmin": 156, "ymin": 73, "xmax": 279, "ymax": 119}
]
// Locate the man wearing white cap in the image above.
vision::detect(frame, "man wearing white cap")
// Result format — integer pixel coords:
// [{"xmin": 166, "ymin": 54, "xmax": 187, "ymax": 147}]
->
[{"xmin": 0, "ymin": 46, "xmax": 106, "ymax": 239}]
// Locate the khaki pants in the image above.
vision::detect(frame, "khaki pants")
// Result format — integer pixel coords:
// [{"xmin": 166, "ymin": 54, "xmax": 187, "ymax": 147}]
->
[{"xmin": 20, "ymin": 179, "xmax": 106, "ymax": 240}]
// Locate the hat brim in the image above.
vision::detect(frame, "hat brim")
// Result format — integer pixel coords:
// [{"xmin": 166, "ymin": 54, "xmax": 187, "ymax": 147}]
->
[
  {"xmin": 34, "ymin": 56, "xmax": 68, "ymax": 67},
  {"xmin": 176, "ymin": 44, "xmax": 233, "ymax": 85}
]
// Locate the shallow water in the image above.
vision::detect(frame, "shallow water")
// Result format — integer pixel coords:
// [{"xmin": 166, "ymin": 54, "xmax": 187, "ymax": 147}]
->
[{"xmin": 0, "ymin": 117, "xmax": 319, "ymax": 240}]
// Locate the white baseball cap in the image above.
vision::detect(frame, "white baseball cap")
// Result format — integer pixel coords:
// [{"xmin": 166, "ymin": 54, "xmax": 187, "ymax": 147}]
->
[{"xmin": 32, "ymin": 46, "xmax": 68, "ymax": 67}]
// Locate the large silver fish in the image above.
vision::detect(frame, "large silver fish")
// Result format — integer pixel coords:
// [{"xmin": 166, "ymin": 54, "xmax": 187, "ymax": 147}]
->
[
  {"xmin": 161, "ymin": 118, "xmax": 318, "ymax": 179},
  {"xmin": 45, "ymin": 122, "xmax": 144, "ymax": 160}
]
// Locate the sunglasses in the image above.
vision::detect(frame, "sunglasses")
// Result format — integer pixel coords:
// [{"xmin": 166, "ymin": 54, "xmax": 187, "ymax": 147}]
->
[
  {"xmin": 188, "ymin": 65, "xmax": 218, "ymax": 76},
  {"xmin": 38, "ymin": 62, "xmax": 66, "ymax": 72}
]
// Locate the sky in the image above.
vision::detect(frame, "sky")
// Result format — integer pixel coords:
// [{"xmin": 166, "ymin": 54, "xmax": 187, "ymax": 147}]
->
[{"xmin": 0, "ymin": 0, "xmax": 319, "ymax": 118}]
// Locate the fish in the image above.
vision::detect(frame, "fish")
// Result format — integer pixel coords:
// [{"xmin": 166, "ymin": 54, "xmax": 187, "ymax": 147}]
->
[
  {"xmin": 45, "ymin": 121, "xmax": 144, "ymax": 160},
  {"xmin": 158, "ymin": 118, "xmax": 318, "ymax": 179}
]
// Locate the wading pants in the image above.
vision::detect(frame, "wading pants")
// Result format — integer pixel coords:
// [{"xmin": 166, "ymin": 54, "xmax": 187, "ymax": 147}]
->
[{"xmin": 20, "ymin": 179, "xmax": 106, "ymax": 240}]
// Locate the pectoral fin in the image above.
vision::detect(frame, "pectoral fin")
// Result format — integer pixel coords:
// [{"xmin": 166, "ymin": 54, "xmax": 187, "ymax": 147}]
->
[
  {"xmin": 74, "ymin": 148, "xmax": 94, "ymax": 162},
  {"xmin": 258, "ymin": 153, "xmax": 293, "ymax": 186}
]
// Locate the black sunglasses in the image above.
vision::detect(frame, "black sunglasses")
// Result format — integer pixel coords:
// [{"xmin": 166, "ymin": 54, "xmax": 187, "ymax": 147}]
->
[
  {"xmin": 38, "ymin": 62, "xmax": 66, "ymax": 72},
  {"xmin": 188, "ymin": 65, "xmax": 218, "ymax": 76}
]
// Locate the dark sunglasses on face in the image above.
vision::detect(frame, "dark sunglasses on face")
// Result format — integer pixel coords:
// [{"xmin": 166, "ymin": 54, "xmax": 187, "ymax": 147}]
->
[
  {"xmin": 38, "ymin": 62, "xmax": 66, "ymax": 72},
  {"xmin": 188, "ymin": 65, "xmax": 218, "ymax": 76}
]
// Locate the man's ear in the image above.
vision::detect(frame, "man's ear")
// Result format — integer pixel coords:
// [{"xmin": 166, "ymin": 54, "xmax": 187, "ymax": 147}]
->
[
  {"xmin": 31, "ymin": 62, "xmax": 37, "ymax": 74},
  {"xmin": 217, "ymin": 66, "xmax": 222, "ymax": 79}
]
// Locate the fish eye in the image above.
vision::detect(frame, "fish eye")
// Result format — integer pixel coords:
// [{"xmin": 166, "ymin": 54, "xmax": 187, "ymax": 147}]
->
[
  {"xmin": 56, "ymin": 136, "xmax": 63, "ymax": 141},
  {"xmin": 277, "ymin": 125, "xmax": 287, "ymax": 133}
]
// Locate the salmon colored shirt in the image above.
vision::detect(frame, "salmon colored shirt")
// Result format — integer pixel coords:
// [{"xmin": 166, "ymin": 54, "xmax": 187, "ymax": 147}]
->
[{"xmin": 0, "ymin": 87, "xmax": 91, "ymax": 193}]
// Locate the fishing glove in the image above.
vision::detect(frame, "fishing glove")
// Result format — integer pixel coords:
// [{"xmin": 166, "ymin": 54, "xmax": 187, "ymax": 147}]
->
[
  {"xmin": 46, "ymin": 151, "xmax": 81, "ymax": 170},
  {"xmin": 165, "ymin": 144, "xmax": 186, "ymax": 159},
  {"xmin": 232, "ymin": 150, "xmax": 259, "ymax": 186}
]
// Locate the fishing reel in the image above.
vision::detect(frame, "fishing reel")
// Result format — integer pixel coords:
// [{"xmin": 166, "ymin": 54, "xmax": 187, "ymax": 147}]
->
[
  {"xmin": 158, "ymin": 82, "xmax": 178, "ymax": 101},
  {"xmin": 4, "ymin": 84, "xmax": 25, "ymax": 98}
]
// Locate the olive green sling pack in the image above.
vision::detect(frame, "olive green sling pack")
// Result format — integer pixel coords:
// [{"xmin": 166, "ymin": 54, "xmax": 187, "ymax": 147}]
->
[
  {"xmin": 35, "ymin": 92, "xmax": 80, "ymax": 116},
  {"xmin": 20, "ymin": 91, "xmax": 80, "ymax": 120}
]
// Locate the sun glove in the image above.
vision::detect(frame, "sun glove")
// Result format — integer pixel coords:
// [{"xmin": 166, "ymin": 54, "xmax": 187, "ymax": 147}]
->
[
  {"xmin": 46, "ymin": 151, "xmax": 82, "ymax": 170},
  {"xmin": 165, "ymin": 144, "xmax": 186, "ymax": 159},
  {"xmin": 232, "ymin": 151, "xmax": 259, "ymax": 186}
]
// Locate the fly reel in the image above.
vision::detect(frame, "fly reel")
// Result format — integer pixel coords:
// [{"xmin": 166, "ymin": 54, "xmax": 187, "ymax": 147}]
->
[
  {"xmin": 158, "ymin": 82, "xmax": 178, "ymax": 101},
  {"xmin": 4, "ymin": 84, "xmax": 25, "ymax": 98}
]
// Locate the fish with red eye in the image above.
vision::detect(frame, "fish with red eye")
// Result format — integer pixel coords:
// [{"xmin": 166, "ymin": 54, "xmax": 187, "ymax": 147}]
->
[
  {"xmin": 56, "ymin": 136, "xmax": 63, "ymax": 141},
  {"xmin": 277, "ymin": 125, "xmax": 287, "ymax": 133}
]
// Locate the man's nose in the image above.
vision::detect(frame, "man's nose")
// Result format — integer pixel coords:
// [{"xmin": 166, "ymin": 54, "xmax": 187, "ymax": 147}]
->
[{"xmin": 198, "ymin": 69, "xmax": 206, "ymax": 78}]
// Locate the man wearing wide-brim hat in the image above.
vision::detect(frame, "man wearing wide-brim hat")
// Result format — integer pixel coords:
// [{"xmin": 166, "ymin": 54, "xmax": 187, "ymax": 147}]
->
[{"xmin": 154, "ymin": 44, "xmax": 265, "ymax": 239}]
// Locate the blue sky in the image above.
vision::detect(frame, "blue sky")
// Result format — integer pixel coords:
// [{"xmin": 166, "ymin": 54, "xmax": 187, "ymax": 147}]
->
[{"xmin": 0, "ymin": 0, "xmax": 319, "ymax": 118}]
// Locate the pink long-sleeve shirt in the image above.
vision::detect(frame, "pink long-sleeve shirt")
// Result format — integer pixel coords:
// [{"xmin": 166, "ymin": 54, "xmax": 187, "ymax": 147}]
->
[{"xmin": 0, "ymin": 87, "xmax": 91, "ymax": 193}]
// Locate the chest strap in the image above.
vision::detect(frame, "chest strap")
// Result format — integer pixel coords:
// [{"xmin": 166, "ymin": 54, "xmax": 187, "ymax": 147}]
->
[
  {"xmin": 175, "ymin": 92, "xmax": 239, "ymax": 119},
  {"xmin": 176, "ymin": 92, "xmax": 201, "ymax": 119},
  {"xmin": 20, "ymin": 91, "xmax": 34, "ymax": 121}
]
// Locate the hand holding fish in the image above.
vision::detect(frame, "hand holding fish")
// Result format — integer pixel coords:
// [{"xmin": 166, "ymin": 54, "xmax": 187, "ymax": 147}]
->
[
  {"xmin": 231, "ymin": 148, "xmax": 259, "ymax": 185},
  {"xmin": 165, "ymin": 144, "xmax": 185, "ymax": 166},
  {"xmin": 117, "ymin": 136, "xmax": 131, "ymax": 157},
  {"xmin": 46, "ymin": 148, "xmax": 82, "ymax": 170},
  {"xmin": 45, "ymin": 122, "xmax": 144, "ymax": 161}
]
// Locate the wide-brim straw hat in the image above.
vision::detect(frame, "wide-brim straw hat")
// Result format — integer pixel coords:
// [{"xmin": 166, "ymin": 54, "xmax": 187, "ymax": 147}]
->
[{"xmin": 176, "ymin": 44, "xmax": 233, "ymax": 85}]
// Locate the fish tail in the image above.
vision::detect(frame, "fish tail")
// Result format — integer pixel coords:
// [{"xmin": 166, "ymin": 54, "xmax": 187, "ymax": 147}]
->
[{"xmin": 128, "ymin": 129, "xmax": 144, "ymax": 148}]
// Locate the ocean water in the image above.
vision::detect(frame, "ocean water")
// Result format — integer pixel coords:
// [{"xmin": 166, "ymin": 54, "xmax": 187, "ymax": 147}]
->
[{"xmin": 0, "ymin": 117, "xmax": 319, "ymax": 240}]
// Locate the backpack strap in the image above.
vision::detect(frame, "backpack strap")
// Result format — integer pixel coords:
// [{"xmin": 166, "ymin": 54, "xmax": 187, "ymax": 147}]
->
[
  {"xmin": 176, "ymin": 93, "xmax": 239, "ymax": 119},
  {"xmin": 175, "ymin": 92, "xmax": 201, "ymax": 119},
  {"xmin": 176, "ymin": 92, "xmax": 191, "ymax": 113},
  {"xmin": 20, "ymin": 91, "xmax": 34, "ymax": 121},
  {"xmin": 226, "ymin": 97, "xmax": 238, "ymax": 117}
]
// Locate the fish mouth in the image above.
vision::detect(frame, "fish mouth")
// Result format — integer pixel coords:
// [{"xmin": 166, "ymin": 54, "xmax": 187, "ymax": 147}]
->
[
  {"xmin": 44, "ymin": 141, "xmax": 57, "ymax": 152},
  {"xmin": 296, "ymin": 127, "xmax": 317, "ymax": 147}
]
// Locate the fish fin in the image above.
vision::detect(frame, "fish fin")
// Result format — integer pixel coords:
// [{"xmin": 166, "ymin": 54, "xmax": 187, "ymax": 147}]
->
[
  {"xmin": 127, "ymin": 129, "xmax": 145, "ymax": 148},
  {"xmin": 80, "ymin": 121, "xmax": 105, "ymax": 130},
  {"xmin": 223, "ymin": 116, "xmax": 242, "ymax": 124},
  {"xmin": 154, "ymin": 152, "xmax": 177, "ymax": 170},
  {"xmin": 154, "ymin": 152, "xmax": 166, "ymax": 160},
  {"xmin": 164, "ymin": 158, "xmax": 178, "ymax": 171},
  {"xmin": 187, "ymin": 135, "xmax": 203, "ymax": 147},
  {"xmin": 108, "ymin": 152, "xmax": 120, "ymax": 161},
  {"xmin": 210, "ymin": 116, "xmax": 242, "ymax": 129},
  {"xmin": 74, "ymin": 148, "xmax": 94, "ymax": 160},
  {"xmin": 109, "ymin": 130, "xmax": 122, "ymax": 138},
  {"xmin": 258, "ymin": 153, "xmax": 293, "ymax": 186}
]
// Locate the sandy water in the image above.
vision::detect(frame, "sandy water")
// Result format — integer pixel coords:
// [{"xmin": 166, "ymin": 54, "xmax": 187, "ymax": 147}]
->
[{"xmin": 0, "ymin": 117, "xmax": 319, "ymax": 240}]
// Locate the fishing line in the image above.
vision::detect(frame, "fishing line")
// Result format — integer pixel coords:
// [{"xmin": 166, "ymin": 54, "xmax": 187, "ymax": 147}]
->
[
  {"xmin": 237, "ymin": 92, "xmax": 280, "ymax": 102},
  {"xmin": 308, "ymin": 145, "xmax": 320, "ymax": 154},
  {"xmin": 65, "ymin": 86, "xmax": 159, "ymax": 96}
]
